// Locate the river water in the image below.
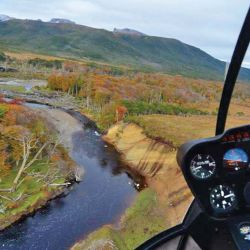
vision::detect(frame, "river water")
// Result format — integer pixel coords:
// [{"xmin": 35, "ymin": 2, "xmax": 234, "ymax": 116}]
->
[
  {"xmin": 0, "ymin": 104, "xmax": 143, "ymax": 250},
  {"xmin": 0, "ymin": 79, "xmax": 47, "ymax": 91}
]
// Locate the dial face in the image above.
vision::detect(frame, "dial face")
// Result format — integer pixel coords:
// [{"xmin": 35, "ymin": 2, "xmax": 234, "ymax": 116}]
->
[
  {"xmin": 239, "ymin": 224, "xmax": 250, "ymax": 241},
  {"xmin": 210, "ymin": 185, "xmax": 236, "ymax": 212},
  {"xmin": 239, "ymin": 224, "xmax": 250, "ymax": 235},
  {"xmin": 190, "ymin": 154, "xmax": 216, "ymax": 179},
  {"xmin": 223, "ymin": 148, "xmax": 248, "ymax": 171}
]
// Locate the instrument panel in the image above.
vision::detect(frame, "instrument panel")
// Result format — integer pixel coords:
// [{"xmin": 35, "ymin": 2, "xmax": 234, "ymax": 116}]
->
[{"xmin": 177, "ymin": 125, "xmax": 250, "ymax": 219}]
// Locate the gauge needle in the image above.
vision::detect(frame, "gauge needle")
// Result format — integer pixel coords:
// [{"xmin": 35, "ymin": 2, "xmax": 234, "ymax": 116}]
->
[
  {"xmin": 219, "ymin": 185, "xmax": 224, "ymax": 196},
  {"xmin": 224, "ymin": 193, "xmax": 235, "ymax": 198},
  {"xmin": 193, "ymin": 166, "xmax": 202, "ymax": 170}
]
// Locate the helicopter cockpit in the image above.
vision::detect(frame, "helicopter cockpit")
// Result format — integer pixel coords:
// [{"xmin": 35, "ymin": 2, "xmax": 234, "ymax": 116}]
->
[
  {"xmin": 177, "ymin": 125, "xmax": 250, "ymax": 250},
  {"xmin": 136, "ymin": 5, "xmax": 250, "ymax": 250}
]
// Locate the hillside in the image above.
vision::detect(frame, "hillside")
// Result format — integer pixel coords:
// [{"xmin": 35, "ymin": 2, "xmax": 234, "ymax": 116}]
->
[{"xmin": 0, "ymin": 18, "xmax": 249, "ymax": 81}]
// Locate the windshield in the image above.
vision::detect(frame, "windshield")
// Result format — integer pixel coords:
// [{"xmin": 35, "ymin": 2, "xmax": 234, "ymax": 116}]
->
[
  {"xmin": 226, "ymin": 48, "xmax": 250, "ymax": 130},
  {"xmin": 0, "ymin": 1, "xmax": 249, "ymax": 249}
]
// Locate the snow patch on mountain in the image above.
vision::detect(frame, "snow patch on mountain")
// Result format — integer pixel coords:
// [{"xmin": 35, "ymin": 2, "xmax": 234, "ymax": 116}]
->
[
  {"xmin": 0, "ymin": 14, "xmax": 13, "ymax": 22},
  {"xmin": 49, "ymin": 18, "xmax": 75, "ymax": 24}
]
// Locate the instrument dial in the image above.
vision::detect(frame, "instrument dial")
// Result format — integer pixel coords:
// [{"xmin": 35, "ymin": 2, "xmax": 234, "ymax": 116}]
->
[
  {"xmin": 223, "ymin": 148, "xmax": 248, "ymax": 171},
  {"xmin": 239, "ymin": 224, "xmax": 250, "ymax": 235},
  {"xmin": 210, "ymin": 185, "xmax": 236, "ymax": 212},
  {"xmin": 239, "ymin": 224, "xmax": 250, "ymax": 241},
  {"xmin": 190, "ymin": 154, "xmax": 216, "ymax": 179}
]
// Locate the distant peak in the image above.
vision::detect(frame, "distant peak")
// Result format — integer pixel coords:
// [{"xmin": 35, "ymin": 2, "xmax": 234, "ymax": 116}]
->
[
  {"xmin": 49, "ymin": 18, "xmax": 75, "ymax": 24},
  {"xmin": 0, "ymin": 14, "xmax": 13, "ymax": 22},
  {"xmin": 113, "ymin": 28, "xmax": 145, "ymax": 36}
]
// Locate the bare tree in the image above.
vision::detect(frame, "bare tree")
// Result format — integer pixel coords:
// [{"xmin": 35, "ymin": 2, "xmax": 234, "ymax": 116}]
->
[{"xmin": 12, "ymin": 135, "xmax": 49, "ymax": 190}]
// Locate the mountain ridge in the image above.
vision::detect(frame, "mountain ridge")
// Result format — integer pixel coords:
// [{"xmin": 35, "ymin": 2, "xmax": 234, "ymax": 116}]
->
[
  {"xmin": 0, "ymin": 14, "xmax": 13, "ymax": 22},
  {"xmin": 0, "ymin": 16, "xmax": 249, "ymax": 81},
  {"xmin": 49, "ymin": 18, "xmax": 76, "ymax": 24},
  {"xmin": 113, "ymin": 28, "xmax": 146, "ymax": 36}
]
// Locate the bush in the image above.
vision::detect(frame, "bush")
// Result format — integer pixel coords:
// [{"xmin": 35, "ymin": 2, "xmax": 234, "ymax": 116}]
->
[
  {"xmin": 28, "ymin": 58, "xmax": 62, "ymax": 69},
  {"xmin": 0, "ymin": 52, "xmax": 6, "ymax": 62},
  {"xmin": 0, "ymin": 104, "xmax": 8, "ymax": 118},
  {"xmin": 122, "ymin": 100, "xmax": 208, "ymax": 116},
  {"xmin": 236, "ymin": 111, "xmax": 245, "ymax": 116},
  {"xmin": 97, "ymin": 102, "xmax": 117, "ymax": 130}
]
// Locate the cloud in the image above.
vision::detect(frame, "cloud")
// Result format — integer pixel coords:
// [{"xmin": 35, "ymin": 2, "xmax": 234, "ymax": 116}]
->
[{"xmin": 0, "ymin": 0, "xmax": 249, "ymax": 67}]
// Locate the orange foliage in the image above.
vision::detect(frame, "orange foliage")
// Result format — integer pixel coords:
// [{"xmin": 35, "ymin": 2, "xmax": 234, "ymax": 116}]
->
[
  {"xmin": 116, "ymin": 106, "xmax": 128, "ymax": 122},
  {"xmin": 50, "ymin": 153, "xmax": 61, "ymax": 162},
  {"xmin": 47, "ymin": 70, "xmax": 250, "ymax": 112},
  {"xmin": 2, "ymin": 105, "xmax": 24, "ymax": 126}
]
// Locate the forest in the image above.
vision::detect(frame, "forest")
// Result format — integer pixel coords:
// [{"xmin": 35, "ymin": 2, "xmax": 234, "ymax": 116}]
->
[
  {"xmin": 45, "ymin": 62, "xmax": 250, "ymax": 131},
  {"xmin": 2, "ymin": 51, "xmax": 250, "ymax": 133}
]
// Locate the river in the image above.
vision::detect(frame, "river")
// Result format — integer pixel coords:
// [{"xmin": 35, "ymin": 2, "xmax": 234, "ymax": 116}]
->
[
  {"xmin": 0, "ymin": 103, "xmax": 143, "ymax": 250},
  {"xmin": 0, "ymin": 79, "xmax": 47, "ymax": 91}
]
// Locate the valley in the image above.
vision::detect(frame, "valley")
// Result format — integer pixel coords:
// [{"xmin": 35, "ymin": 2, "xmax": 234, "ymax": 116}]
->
[
  {"xmin": 0, "ymin": 14, "xmax": 249, "ymax": 249},
  {"xmin": 1, "ymin": 71, "xmax": 250, "ymax": 249}
]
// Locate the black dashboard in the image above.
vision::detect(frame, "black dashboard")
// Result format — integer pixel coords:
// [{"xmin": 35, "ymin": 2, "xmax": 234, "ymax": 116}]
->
[{"xmin": 177, "ymin": 125, "xmax": 250, "ymax": 220}]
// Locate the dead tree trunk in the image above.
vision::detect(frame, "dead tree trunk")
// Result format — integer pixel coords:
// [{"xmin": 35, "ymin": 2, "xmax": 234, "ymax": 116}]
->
[{"xmin": 12, "ymin": 137, "xmax": 48, "ymax": 191}]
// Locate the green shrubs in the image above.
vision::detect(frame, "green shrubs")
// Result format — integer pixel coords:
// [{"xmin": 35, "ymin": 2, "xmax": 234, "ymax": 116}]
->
[
  {"xmin": 0, "ymin": 52, "xmax": 6, "ymax": 62},
  {"xmin": 0, "ymin": 104, "xmax": 8, "ymax": 118},
  {"xmin": 28, "ymin": 58, "xmax": 62, "ymax": 69},
  {"xmin": 97, "ymin": 102, "xmax": 117, "ymax": 131},
  {"xmin": 122, "ymin": 100, "xmax": 208, "ymax": 116},
  {"xmin": 236, "ymin": 111, "xmax": 245, "ymax": 116}
]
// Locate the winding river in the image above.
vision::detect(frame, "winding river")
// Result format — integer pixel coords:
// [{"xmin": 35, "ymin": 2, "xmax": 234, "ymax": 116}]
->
[{"xmin": 0, "ymin": 103, "xmax": 143, "ymax": 250}]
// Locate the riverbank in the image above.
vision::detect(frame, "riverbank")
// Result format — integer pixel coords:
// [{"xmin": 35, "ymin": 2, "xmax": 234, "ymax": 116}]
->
[
  {"xmin": 71, "ymin": 122, "xmax": 193, "ymax": 249},
  {"xmin": 103, "ymin": 122, "xmax": 192, "ymax": 223},
  {"xmin": 0, "ymin": 103, "xmax": 78, "ymax": 231},
  {"xmin": 72, "ymin": 111, "xmax": 250, "ymax": 249},
  {"xmin": 0, "ymin": 184, "xmax": 73, "ymax": 231}
]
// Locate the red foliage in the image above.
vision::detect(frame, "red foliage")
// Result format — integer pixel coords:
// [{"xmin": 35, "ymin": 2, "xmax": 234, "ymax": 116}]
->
[
  {"xmin": 116, "ymin": 106, "xmax": 128, "ymax": 122},
  {"xmin": 0, "ymin": 94, "xmax": 7, "ymax": 104},
  {"xmin": 9, "ymin": 98, "xmax": 24, "ymax": 105}
]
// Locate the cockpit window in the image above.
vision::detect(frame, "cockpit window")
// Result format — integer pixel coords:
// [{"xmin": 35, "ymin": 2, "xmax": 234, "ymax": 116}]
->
[
  {"xmin": 0, "ymin": 2, "xmax": 249, "ymax": 250},
  {"xmin": 226, "ymin": 47, "xmax": 250, "ymax": 130}
]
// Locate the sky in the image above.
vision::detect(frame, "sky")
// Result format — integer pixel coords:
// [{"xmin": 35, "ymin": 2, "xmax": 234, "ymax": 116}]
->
[{"xmin": 0, "ymin": 0, "xmax": 249, "ymax": 67}]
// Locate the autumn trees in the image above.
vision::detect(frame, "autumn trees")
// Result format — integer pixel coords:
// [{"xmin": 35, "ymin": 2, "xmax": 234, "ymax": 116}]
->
[
  {"xmin": 0, "ymin": 104, "xmax": 74, "ymax": 197},
  {"xmin": 48, "ymin": 73, "xmax": 88, "ymax": 97},
  {"xmin": 0, "ymin": 107, "xmax": 45, "ymax": 190},
  {"xmin": 47, "ymin": 70, "xmax": 219, "ymax": 129},
  {"xmin": 47, "ymin": 71, "xmax": 224, "ymax": 111},
  {"xmin": 116, "ymin": 106, "xmax": 128, "ymax": 122},
  {"xmin": 0, "ymin": 101, "xmax": 78, "ymax": 225}
]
